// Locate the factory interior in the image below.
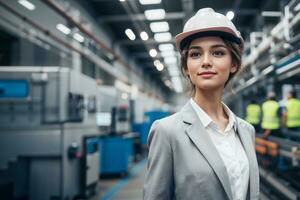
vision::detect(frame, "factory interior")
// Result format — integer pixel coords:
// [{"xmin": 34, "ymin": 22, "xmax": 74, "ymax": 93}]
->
[{"xmin": 0, "ymin": 0, "xmax": 300, "ymax": 199}]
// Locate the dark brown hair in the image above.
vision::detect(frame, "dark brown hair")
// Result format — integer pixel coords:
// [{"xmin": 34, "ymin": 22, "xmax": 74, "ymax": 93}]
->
[{"xmin": 180, "ymin": 37, "xmax": 243, "ymax": 96}]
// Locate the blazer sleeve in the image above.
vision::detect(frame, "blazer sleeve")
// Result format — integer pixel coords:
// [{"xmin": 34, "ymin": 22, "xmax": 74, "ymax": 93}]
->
[{"xmin": 143, "ymin": 120, "xmax": 174, "ymax": 200}]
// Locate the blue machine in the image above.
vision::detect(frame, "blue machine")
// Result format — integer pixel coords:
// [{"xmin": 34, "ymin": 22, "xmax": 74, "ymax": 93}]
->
[
  {"xmin": 99, "ymin": 136, "xmax": 134, "ymax": 175},
  {"xmin": 0, "ymin": 80, "xmax": 29, "ymax": 98},
  {"xmin": 133, "ymin": 110, "xmax": 171, "ymax": 145}
]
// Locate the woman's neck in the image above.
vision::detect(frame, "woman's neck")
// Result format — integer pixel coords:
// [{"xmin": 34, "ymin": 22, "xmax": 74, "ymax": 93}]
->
[{"xmin": 193, "ymin": 88, "xmax": 227, "ymax": 121}]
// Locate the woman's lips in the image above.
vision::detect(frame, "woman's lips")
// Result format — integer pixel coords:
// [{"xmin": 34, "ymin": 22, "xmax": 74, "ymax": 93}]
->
[{"xmin": 198, "ymin": 71, "xmax": 217, "ymax": 78}]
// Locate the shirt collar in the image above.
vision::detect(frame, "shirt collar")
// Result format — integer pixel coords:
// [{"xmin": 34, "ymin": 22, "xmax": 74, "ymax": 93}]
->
[{"xmin": 190, "ymin": 98, "xmax": 237, "ymax": 132}]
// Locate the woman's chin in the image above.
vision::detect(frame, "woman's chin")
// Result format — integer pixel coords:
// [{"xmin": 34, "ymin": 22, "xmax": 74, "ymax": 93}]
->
[{"xmin": 195, "ymin": 83, "xmax": 224, "ymax": 91}]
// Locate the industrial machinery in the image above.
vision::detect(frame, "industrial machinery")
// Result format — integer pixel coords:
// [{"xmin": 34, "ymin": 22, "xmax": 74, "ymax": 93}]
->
[
  {"xmin": 0, "ymin": 66, "xmax": 101, "ymax": 200},
  {"xmin": 255, "ymin": 131, "xmax": 300, "ymax": 200}
]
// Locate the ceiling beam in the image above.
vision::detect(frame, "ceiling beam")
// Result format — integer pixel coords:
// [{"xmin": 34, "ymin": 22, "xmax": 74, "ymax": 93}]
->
[
  {"xmin": 99, "ymin": 12, "xmax": 184, "ymax": 23},
  {"xmin": 98, "ymin": 9, "xmax": 259, "ymax": 23},
  {"xmin": 117, "ymin": 38, "xmax": 176, "ymax": 46}
]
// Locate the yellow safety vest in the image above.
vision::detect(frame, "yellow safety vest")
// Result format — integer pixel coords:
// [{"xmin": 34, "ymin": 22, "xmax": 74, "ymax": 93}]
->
[
  {"xmin": 246, "ymin": 104, "xmax": 261, "ymax": 125},
  {"xmin": 262, "ymin": 100, "xmax": 280, "ymax": 130},
  {"xmin": 286, "ymin": 98, "xmax": 300, "ymax": 128}
]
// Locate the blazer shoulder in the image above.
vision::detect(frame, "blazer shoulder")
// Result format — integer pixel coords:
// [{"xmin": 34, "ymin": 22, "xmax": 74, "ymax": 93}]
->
[
  {"xmin": 236, "ymin": 117, "xmax": 256, "ymax": 140},
  {"xmin": 150, "ymin": 112, "xmax": 182, "ymax": 136},
  {"xmin": 236, "ymin": 117, "xmax": 255, "ymax": 131}
]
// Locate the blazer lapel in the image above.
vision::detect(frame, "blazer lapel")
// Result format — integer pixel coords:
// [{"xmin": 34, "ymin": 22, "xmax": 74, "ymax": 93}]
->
[
  {"xmin": 235, "ymin": 117, "xmax": 259, "ymax": 200},
  {"xmin": 181, "ymin": 103, "xmax": 233, "ymax": 200}
]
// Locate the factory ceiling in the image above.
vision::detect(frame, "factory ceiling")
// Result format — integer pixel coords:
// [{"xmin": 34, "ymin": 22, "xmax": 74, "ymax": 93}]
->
[{"xmin": 77, "ymin": 0, "xmax": 282, "ymax": 93}]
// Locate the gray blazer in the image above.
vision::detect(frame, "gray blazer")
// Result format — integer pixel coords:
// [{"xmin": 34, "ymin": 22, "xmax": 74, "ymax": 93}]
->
[{"xmin": 143, "ymin": 102, "xmax": 259, "ymax": 200}]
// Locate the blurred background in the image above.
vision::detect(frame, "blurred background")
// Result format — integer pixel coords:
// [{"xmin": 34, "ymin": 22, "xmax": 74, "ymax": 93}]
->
[{"xmin": 0, "ymin": 0, "xmax": 300, "ymax": 199}]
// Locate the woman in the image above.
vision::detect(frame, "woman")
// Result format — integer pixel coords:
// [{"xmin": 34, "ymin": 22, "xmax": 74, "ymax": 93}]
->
[{"xmin": 143, "ymin": 8, "xmax": 259, "ymax": 200}]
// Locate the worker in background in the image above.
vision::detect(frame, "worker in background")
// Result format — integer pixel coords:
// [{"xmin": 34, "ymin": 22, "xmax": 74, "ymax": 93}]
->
[
  {"xmin": 283, "ymin": 90, "xmax": 300, "ymax": 131},
  {"xmin": 261, "ymin": 91, "xmax": 281, "ymax": 138},
  {"xmin": 246, "ymin": 99, "xmax": 261, "ymax": 133}
]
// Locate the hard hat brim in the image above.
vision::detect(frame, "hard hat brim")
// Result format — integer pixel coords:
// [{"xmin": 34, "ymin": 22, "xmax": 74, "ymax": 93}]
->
[{"xmin": 175, "ymin": 27, "xmax": 244, "ymax": 51}]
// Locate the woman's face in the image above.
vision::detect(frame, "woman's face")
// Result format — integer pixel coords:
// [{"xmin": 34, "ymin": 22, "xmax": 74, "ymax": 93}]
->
[{"xmin": 186, "ymin": 36, "xmax": 237, "ymax": 91}]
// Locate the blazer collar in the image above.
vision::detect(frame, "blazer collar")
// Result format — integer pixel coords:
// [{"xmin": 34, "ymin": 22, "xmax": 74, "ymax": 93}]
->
[
  {"xmin": 181, "ymin": 102, "xmax": 233, "ymax": 200},
  {"xmin": 181, "ymin": 102, "xmax": 259, "ymax": 200}
]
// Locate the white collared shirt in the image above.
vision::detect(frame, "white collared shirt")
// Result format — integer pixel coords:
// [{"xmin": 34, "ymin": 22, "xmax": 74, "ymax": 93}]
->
[{"xmin": 190, "ymin": 99, "xmax": 249, "ymax": 200}]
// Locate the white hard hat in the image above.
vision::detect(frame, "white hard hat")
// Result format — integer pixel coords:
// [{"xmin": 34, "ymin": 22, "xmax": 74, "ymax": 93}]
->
[
  {"xmin": 175, "ymin": 8, "xmax": 244, "ymax": 51},
  {"xmin": 267, "ymin": 91, "xmax": 276, "ymax": 99}
]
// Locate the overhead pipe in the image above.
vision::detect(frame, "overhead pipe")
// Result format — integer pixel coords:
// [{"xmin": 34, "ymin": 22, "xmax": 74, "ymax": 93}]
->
[
  {"xmin": 243, "ymin": 1, "xmax": 300, "ymax": 69},
  {"xmin": 0, "ymin": 1, "xmax": 138, "ymax": 83},
  {"xmin": 41, "ymin": 0, "xmax": 133, "ymax": 72}
]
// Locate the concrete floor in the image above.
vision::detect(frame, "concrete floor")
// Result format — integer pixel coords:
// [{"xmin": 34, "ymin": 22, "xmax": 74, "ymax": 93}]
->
[
  {"xmin": 92, "ymin": 158, "xmax": 273, "ymax": 200},
  {"xmin": 92, "ymin": 159, "xmax": 146, "ymax": 200}
]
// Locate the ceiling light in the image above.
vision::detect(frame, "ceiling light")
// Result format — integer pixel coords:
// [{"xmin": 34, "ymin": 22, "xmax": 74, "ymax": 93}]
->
[
  {"xmin": 149, "ymin": 21, "xmax": 169, "ymax": 33},
  {"xmin": 140, "ymin": 31, "xmax": 149, "ymax": 41},
  {"xmin": 164, "ymin": 56, "xmax": 177, "ymax": 64},
  {"xmin": 149, "ymin": 49, "xmax": 158, "ymax": 57},
  {"xmin": 226, "ymin": 11, "xmax": 234, "ymax": 20},
  {"xmin": 144, "ymin": 9, "xmax": 166, "ymax": 20},
  {"xmin": 154, "ymin": 32, "xmax": 172, "ymax": 42},
  {"xmin": 73, "ymin": 33, "xmax": 85, "ymax": 43},
  {"xmin": 125, "ymin": 29, "xmax": 136, "ymax": 40},
  {"xmin": 154, "ymin": 60, "xmax": 164, "ymax": 71},
  {"xmin": 139, "ymin": 0, "xmax": 161, "ymax": 5},
  {"xmin": 161, "ymin": 51, "xmax": 175, "ymax": 57},
  {"xmin": 154, "ymin": 60, "xmax": 161, "ymax": 67},
  {"xmin": 261, "ymin": 11, "xmax": 282, "ymax": 17},
  {"xmin": 56, "ymin": 24, "xmax": 71, "ymax": 35},
  {"xmin": 156, "ymin": 63, "xmax": 164, "ymax": 71},
  {"xmin": 119, "ymin": 0, "xmax": 126, "ymax": 2},
  {"xmin": 158, "ymin": 43, "xmax": 174, "ymax": 51},
  {"xmin": 18, "ymin": 0, "xmax": 35, "ymax": 11}
]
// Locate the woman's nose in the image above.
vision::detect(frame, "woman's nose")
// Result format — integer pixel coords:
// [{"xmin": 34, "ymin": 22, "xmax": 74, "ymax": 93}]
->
[{"xmin": 201, "ymin": 53, "xmax": 212, "ymax": 68}]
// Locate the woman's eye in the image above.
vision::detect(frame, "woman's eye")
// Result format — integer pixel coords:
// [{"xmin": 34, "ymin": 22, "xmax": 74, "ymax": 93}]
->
[
  {"xmin": 189, "ymin": 51, "xmax": 201, "ymax": 58},
  {"xmin": 212, "ymin": 51, "xmax": 225, "ymax": 57}
]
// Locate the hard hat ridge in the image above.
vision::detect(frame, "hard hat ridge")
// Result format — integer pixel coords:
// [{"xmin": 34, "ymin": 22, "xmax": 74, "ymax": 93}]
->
[{"xmin": 175, "ymin": 8, "xmax": 244, "ymax": 51}]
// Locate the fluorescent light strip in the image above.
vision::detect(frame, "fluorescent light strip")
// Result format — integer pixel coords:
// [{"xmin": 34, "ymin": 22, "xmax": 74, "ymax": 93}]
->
[
  {"xmin": 73, "ymin": 33, "xmax": 85, "ymax": 43},
  {"xmin": 161, "ymin": 51, "xmax": 175, "ymax": 57},
  {"xmin": 171, "ymin": 77, "xmax": 183, "ymax": 93},
  {"xmin": 139, "ymin": 0, "xmax": 161, "ymax": 5},
  {"xmin": 149, "ymin": 21, "xmax": 169, "ymax": 33},
  {"xmin": 261, "ymin": 11, "xmax": 282, "ymax": 17},
  {"xmin": 144, "ymin": 9, "xmax": 166, "ymax": 20},
  {"xmin": 295, "ymin": 3, "xmax": 300, "ymax": 11},
  {"xmin": 125, "ymin": 29, "xmax": 136, "ymax": 40},
  {"xmin": 164, "ymin": 56, "xmax": 177, "ymax": 64},
  {"xmin": 154, "ymin": 32, "xmax": 172, "ymax": 42},
  {"xmin": 159, "ymin": 43, "xmax": 174, "ymax": 51},
  {"xmin": 56, "ymin": 24, "xmax": 71, "ymax": 35},
  {"xmin": 18, "ymin": 0, "xmax": 35, "ymax": 11}
]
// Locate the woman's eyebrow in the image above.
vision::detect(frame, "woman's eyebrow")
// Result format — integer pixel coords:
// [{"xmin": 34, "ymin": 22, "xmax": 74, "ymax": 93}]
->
[{"xmin": 188, "ymin": 44, "xmax": 227, "ymax": 50}]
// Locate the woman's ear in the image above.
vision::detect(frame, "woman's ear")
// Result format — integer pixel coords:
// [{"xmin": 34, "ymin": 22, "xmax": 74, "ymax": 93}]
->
[{"xmin": 230, "ymin": 63, "xmax": 238, "ymax": 73}]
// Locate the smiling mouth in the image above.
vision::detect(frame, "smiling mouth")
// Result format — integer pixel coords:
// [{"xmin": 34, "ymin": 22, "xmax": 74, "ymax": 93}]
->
[{"xmin": 198, "ymin": 72, "xmax": 217, "ymax": 77}]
